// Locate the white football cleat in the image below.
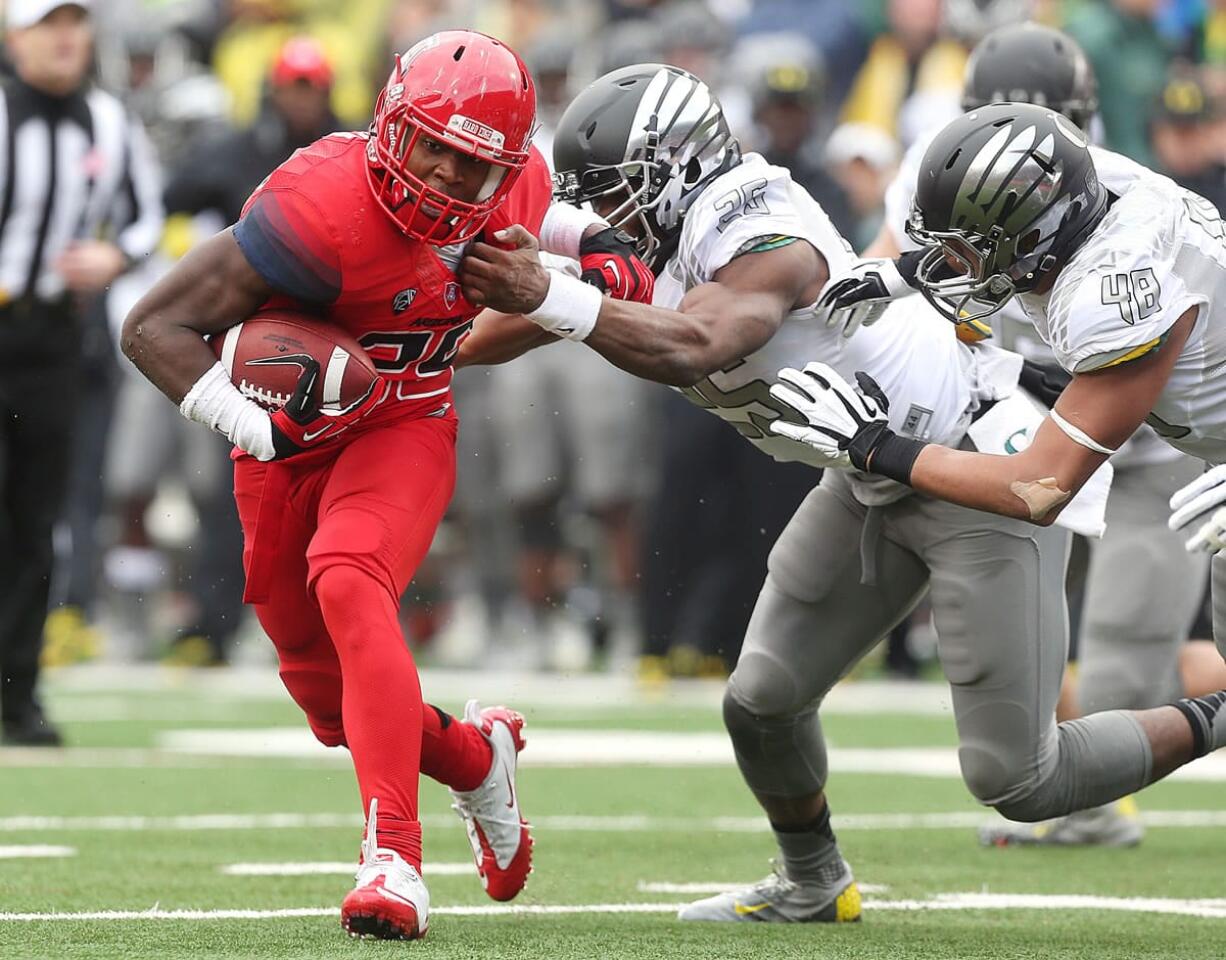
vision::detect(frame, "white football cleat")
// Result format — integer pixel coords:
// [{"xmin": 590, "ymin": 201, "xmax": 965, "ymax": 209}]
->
[
  {"xmin": 449, "ymin": 699, "xmax": 533, "ymax": 901},
  {"xmin": 340, "ymin": 798, "xmax": 429, "ymax": 940}
]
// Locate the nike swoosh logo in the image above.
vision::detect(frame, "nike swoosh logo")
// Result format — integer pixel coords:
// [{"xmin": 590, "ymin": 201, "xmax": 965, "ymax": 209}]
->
[
  {"xmin": 246, "ymin": 353, "xmax": 314, "ymax": 371},
  {"xmin": 503, "ymin": 762, "xmax": 516, "ymax": 810},
  {"xmin": 376, "ymin": 885, "xmax": 417, "ymax": 907},
  {"xmin": 302, "ymin": 424, "xmax": 336, "ymax": 442},
  {"xmin": 733, "ymin": 902, "xmax": 771, "ymax": 916}
]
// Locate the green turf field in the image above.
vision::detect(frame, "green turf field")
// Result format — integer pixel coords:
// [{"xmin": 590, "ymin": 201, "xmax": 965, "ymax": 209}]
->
[{"xmin": 1, "ymin": 668, "xmax": 1224, "ymax": 959}]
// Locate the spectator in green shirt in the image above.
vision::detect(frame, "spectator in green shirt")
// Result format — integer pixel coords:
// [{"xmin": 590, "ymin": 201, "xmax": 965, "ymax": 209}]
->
[{"xmin": 1063, "ymin": 0, "xmax": 1173, "ymax": 166}]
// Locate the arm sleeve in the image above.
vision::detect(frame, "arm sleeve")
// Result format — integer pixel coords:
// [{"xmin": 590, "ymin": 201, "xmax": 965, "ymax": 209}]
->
[
  {"xmin": 232, "ymin": 188, "xmax": 343, "ymax": 304},
  {"xmin": 113, "ymin": 114, "xmax": 165, "ymax": 262}
]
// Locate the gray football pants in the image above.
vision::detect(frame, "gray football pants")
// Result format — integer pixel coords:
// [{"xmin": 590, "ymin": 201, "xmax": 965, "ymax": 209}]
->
[
  {"xmin": 1212, "ymin": 549, "xmax": 1226, "ymax": 662},
  {"xmin": 726, "ymin": 470, "xmax": 1153, "ymax": 823},
  {"xmin": 1078, "ymin": 456, "xmax": 1209, "ymax": 713}
]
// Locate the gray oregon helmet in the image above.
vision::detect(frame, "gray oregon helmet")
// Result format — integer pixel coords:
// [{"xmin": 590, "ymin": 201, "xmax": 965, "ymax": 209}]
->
[
  {"xmin": 963, "ymin": 23, "xmax": 1099, "ymax": 131},
  {"xmin": 906, "ymin": 102, "xmax": 1108, "ymax": 324},
  {"xmin": 552, "ymin": 64, "xmax": 740, "ymax": 267}
]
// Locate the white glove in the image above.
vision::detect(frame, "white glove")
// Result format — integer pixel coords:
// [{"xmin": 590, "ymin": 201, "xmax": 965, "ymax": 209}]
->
[
  {"xmin": 767, "ymin": 362, "xmax": 891, "ymax": 470},
  {"xmin": 814, "ymin": 257, "xmax": 912, "ymax": 338},
  {"xmin": 1169, "ymin": 463, "xmax": 1226, "ymax": 553}
]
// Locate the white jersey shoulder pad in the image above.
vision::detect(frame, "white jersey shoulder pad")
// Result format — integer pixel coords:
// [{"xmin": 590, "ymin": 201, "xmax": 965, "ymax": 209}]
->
[
  {"xmin": 675, "ymin": 153, "xmax": 852, "ymax": 289},
  {"xmin": 884, "ymin": 132, "xmax": 934, "ymax": 253},
  {"xmin": 1047, "ymin": 180, "xmax": 1200, "ymax": 372}
]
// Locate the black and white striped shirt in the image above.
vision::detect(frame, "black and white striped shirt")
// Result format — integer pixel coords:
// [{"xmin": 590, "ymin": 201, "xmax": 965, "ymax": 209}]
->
[{"xmin": 0, "ymin": 75, "xmax": 162, "ymax": 305}]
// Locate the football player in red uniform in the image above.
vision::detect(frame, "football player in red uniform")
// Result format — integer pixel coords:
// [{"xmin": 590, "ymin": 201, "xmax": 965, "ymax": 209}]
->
[{"xmin": 121, "ymin": 31, "xmax": 652, "ymax": 941}]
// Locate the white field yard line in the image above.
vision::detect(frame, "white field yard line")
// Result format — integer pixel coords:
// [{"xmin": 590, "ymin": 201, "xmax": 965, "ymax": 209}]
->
[
  {"xmin": 635, "ymin": 881, "xmax": 890, "ymax": 894},
  {"xmin": 0, "ymin": 747, "xmax": 281, "ymax": 769},
  {"xmin": 5, "ymin": 810, "xmax": 1226, "ymax": 833},
  {"xmin": 0, "ymin": 846, "xmax": 74, "ymax": 858},
  {"xmin": 221, "ymin": 861, "xmax": 472, "ymax": 877},
  {"xmin": 5, "ymin": 894, "xmax": 1226, "ymax": 922},
  {"xmin": 154, "ymin": 728, "xmax": 1226, "ymax": 783},
  {"xmin": 47, "ymin": 665, "xmax": 954, "ymax": 715}
]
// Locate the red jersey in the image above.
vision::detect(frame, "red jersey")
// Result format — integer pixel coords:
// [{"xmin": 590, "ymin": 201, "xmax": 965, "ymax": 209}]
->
[{"xmin": 233, "ymin": 132, "xmax": 553, "ymax": 426}]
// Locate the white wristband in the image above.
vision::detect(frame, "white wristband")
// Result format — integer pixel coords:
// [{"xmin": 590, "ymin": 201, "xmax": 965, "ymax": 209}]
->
[
  {"xmin": 526, "ymin": 271, "xmax": 603, "ymax": 342},
  {"xmin": 180, "ymin": 361, "xmax": 276, "ymax": 461},
  {"xmin": 538, "ymin": 202, "xmax": 608, "ymax": 259},
  {"xmin": 1049, "ymin": 409, "xmax": 1117, "ymax": 455}
]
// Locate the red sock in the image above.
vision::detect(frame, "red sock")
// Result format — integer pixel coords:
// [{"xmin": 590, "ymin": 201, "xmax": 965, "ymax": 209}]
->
[
  {"xmin": 372, "ymin": 816, "xmax": 423, "ymax": 872},
  {"xmin": 314, "ymin": 566, "xmax": 424, "ymax": 870},
  {"xmin": 420, "ymin": 704, "xmax": 493, "ymax": 792}
]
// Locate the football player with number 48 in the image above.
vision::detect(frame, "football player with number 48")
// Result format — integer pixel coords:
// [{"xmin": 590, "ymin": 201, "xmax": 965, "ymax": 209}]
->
[
  {"xmin": 456, "ymin": 63, "xmax": 1226, "ymax": 929},
  {"xmin": 778, "ymin": 101, "xmax": 1226, "ymax": 758}
]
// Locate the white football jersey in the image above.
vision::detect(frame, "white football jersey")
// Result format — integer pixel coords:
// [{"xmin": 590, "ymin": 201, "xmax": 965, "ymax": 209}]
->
[
  {"xmin": 1020, "ymin": 171, "xmax": 1226, "ymax": 463},
  {"xmin": 653, "ymin": 153, "xmax": 996, "ymax": 499}
]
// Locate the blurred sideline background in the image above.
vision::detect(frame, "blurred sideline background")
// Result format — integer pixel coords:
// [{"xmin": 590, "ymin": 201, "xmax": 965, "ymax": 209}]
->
[{"xmin": 22, "ymin": 0, "xmax": 1226, "ymax": 694}]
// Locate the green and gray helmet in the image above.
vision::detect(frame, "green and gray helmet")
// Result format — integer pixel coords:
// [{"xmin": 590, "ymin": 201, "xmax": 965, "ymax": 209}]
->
[
  {"xmin": 906, "ymin": 101, "xmax": 1107, "ymax": 324},
  {"xmin": 551, "ymin": 64, "xmax": 740, "ymax": 268}
]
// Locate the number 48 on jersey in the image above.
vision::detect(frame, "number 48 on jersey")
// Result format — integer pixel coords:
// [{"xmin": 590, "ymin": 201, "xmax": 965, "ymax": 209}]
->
[{"xmin": 1101, "ymin": 267, "xmax": 1161, "ymax": 326}]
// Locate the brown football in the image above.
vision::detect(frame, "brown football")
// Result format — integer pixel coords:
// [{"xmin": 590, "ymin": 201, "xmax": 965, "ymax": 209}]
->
[{"xmin": 210, "ymin": 312, "xmax": 379, "ymax": 413}]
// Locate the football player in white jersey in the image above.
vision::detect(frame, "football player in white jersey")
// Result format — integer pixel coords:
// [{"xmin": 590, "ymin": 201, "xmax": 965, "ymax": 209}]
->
[
  {"xmin": 458, "ymin": 65, "xmax": 1224, "ymax": 925},
  {"xmin": 866, "ymin": 22, "xmax": 1209, "ymax": 850},
  {"xmin": 773, "ymin": 99, "xmax": 1226, "ymax": 774}
]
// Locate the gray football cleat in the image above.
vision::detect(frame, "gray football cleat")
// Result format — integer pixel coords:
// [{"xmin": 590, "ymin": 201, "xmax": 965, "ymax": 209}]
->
[
  {"xmin": 978, "ymin": 797, "xmax": 1144, "ymax": 848},
  {"xmin": 677, "ymin": 860, "xmax": 862, "ymax": 923}
]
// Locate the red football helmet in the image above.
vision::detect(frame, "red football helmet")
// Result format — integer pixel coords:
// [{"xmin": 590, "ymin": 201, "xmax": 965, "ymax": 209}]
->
[{"xmin": 366, "ymin": 31, "xmax": 537, "ymax": 244}]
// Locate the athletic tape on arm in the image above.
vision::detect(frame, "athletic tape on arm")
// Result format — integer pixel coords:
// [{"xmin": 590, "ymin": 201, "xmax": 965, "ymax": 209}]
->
[
  {"xmin": 538, "ymin": 203, "xmax": 609, "ymax": 260},
  {"xmin": 1048, "ymin": 409, "xmax": 1118, "ymax": 456}
]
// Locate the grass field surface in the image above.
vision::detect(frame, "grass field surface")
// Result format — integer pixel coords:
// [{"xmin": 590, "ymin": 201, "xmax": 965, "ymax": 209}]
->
[{"xmin": 1, "ymin": 666, "xmax": 1223, "ymax": 959}]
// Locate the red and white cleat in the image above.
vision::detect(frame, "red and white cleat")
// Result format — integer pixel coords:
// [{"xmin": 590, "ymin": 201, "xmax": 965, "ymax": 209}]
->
[
  {"xmin": 449, "ymin": 699, "xmax": 533, "ymax": 901},
  {"xmin": 340, "ymin": 799, "xmax": 429, "ymax": 941}
]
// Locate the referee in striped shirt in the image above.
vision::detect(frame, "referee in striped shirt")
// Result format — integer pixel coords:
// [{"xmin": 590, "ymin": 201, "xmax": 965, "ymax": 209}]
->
[{"xmin": 0, "ymin": 0, "xmax": 162, "ymax": 744}]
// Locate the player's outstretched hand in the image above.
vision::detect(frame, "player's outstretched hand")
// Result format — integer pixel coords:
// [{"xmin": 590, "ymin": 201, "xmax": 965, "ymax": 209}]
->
[
  {"xmin": 578, "ymin": 227, "xmax": 654, "ymax": 303},
  {"xmin": 460, "ymin": 224, "xmax": 551, "ymax": 314},
  {"xmin": 1170, "ymin": 464, "xmax": 1226, "ymax": 553},
  {"xmin": 815, "ymin": 257, "xmax": 913, "ymax": 337},
  {"xmin": 768, "ymin": 362, "xmax": 893, "ymax": 470},
  {"xmin": 266, "ymin": 358, "xmax": 386, "ymax": 460}
]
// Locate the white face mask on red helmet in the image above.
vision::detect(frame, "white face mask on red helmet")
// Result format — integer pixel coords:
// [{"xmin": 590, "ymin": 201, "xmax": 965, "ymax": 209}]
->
[{"xmin": 366, "ymin": 30, "xmax": 537, "ymax": 245}]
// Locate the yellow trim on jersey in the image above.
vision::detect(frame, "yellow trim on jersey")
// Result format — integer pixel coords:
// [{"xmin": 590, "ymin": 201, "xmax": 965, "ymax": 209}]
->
[
  {"xmin": 1098, "ymin": 336, "xmax": 1164, "ymax": 369},
  {"xmin": 743, "ymin": 234, "xmax": 800, "ymax": 255}
]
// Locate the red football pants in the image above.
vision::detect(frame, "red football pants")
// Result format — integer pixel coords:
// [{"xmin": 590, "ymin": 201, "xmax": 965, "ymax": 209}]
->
[{"xmin": 234, "ymin": 411, "xmax": 487, "ymax": 868}]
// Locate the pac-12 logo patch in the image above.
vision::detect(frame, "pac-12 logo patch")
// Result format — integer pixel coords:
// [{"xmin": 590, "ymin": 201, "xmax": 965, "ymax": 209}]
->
[
  {"xmin": 444, "ymin": 282, "xmax": 460, "ymax": 309},
  {"xmin": 392, "ymin": 288, "xmax": 417, "ymax": 314}
]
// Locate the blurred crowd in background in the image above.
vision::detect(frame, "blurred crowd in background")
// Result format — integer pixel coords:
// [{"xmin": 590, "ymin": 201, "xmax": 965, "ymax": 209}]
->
[{"xmin": 16, "ymin": 0, "xmax": 1226, "ymax": 683}]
